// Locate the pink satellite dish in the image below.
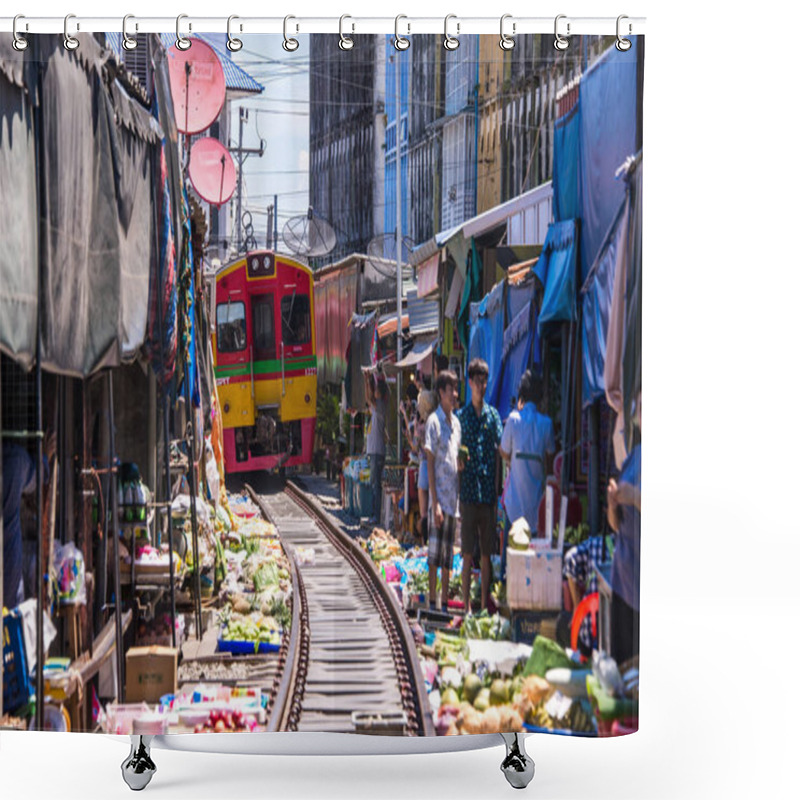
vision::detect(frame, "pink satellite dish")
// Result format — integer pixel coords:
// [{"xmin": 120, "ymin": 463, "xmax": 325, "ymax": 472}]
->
[
  {"xmin": 188, "ymin": 138, "xmax": 237, "ymax": 206},
  {"xmin": 167, "ymin": 38, "xmax": 226, "ymax": 134}
]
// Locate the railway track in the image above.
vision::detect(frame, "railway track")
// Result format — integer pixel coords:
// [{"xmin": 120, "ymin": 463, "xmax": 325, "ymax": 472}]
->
[{"xmin": 246, "ymin": 479, "xmax": 434, "ymax": 736}]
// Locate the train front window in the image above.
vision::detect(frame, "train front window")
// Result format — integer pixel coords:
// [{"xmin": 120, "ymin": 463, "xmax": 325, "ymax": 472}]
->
[
  {"xmin": 217, "ymin": 301, "xmax": 246, "ymax": 353},
  {"xmin": 252, "ymin": 294, "xmax": 276, "ymax": 359},
  {"xmin": 281, "ymin": 294, "xmax": 311, "ymax": 345}
]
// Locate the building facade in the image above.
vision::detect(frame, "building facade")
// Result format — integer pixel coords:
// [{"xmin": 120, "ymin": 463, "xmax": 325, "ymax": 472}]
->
[{"xmin": 309, "ymin": 34, "xmax": 380, "ymax": 267}]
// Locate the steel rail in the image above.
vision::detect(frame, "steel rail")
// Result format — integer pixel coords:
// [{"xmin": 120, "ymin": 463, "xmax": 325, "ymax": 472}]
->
[{"xmin": 283, "ymin": 480, "xmax": 435, "ymax": 737}]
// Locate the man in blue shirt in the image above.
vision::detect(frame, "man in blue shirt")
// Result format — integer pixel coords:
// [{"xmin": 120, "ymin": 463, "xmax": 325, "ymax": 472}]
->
[
  {"xmin": 499, "ymin": 371, "xmax": 555, "ymax": 575},
  {"xmin": 608, "ymin": 391, "xmax": 642, "ymax": 665},
  {"xmin": 3, "ymin": 433, "xmax": 55, "ymax": 610},
  {"xmin": 457, "ymin": 358, "xmax": 503, "ymax": 612}
]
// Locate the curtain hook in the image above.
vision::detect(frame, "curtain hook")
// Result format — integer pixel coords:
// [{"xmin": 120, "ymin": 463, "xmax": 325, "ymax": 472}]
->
[
  {"xmin": 554, "ymin": 14, "xmax": 570, "ymax": 51},
  {"xmin": 394, "ymin": 15, "xmax": 410, "ymax": 51},
  {"xmin": 499, "ymin": 14, "xmax": 515, "ymax": 51},
  {"xmin": 175, "ymin": 14, "xmax": 191, "ymax": 51},
  {"xmin": 616, "ymin": 15, "xmax": 632, "ymax": 51},
  {"xmin": 227, "ymin": 15, "xmax": 243, "ymax": 52},
  {"xmin": 12, "ymin": 14, "xmax": 28, "ymax": 51},
  {"xmin": 122, "ymin": 15, "xmax": 138, "ymax": 51},
  {"xmin": 339, "ymin": 14, "xmax": 354, "ymax": 50},
  {"xmin": 64, "ymin": 13, "xmax": 79, "ymax": 51},
  {"xmin": 283, "ymin": 15, "xmax": 299, "ymax": 51},
  {"xmin": 443, "ymin": 13, "xmax": 459, "ymax": 51}
]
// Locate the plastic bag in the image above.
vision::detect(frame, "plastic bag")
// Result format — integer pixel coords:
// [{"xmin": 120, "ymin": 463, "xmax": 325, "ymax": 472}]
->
[
  {"xmin": 53, "ymin": 541, "xmax": 86, "ymax": 605},
  {"xmin": 205, "ymin": 437, "xmax": 220, "ymax": 504}
]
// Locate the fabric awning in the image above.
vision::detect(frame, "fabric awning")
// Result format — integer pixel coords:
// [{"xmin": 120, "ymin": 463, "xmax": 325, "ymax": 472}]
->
[
  {"xmin": 0, "ymin": 38, "xmax": 37, "ymax": 369},
  {"xmin": 534, "ymin": 219, "xmax": 579, "ymax": 329},
  {"xmin": 417, "ymin": 254, "xmax": 440, "ymax": 298},
  {"xmin": 377, "ymin": 314, "xmax": 409, "ymax": 338},
  {"xmin": 385, "ymin": 335, "xmax": 438, "ymax": 372}
]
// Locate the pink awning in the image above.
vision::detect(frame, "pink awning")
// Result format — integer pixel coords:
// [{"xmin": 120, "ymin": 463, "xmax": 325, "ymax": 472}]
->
[{"xmin": 417, "ymin": 254, "xmax": 440, "ymax": 298}]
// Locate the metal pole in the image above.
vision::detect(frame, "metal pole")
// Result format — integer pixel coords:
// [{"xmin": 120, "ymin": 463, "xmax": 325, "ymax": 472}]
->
[
  {"xmin": 35, "ymin": 338, "xmax": 44, "ymax": 731},
  {"xmin": 184, "ymin": 381, "xmax": 203, "ymax": 642},
  {"xmin": 235, "ymin": 108, "xmax": 245, "ymax": 253},
  {"xmin": 274, "ymin": 193, "xmax": 278, "ymax": 252},
  {"xmin": 154, "ymin": 220, "xmax": 178, "ymax": 649},
  {"xmin": 395, "ymin": 54, "xmax": 403, "ymax": 462},
  {"xmin": 108, "ymin": 372, "xmax": 125, "ymax": 702},
  {"xmin": 33, "ymin": 35, "xmax": 45, "ymax": 732}
]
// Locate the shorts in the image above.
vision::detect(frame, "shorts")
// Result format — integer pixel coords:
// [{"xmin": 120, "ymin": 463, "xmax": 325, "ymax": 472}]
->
[
  {"xmin": 418, "ymin": 458, "xmax": 429, "ymax": 491},
  {"xmin": 428, "ymin": 513, "xmax": 456, "ymax": 571},
  {"xmin": 460, "ymin": 502, "xmax": 495, "ymax": 558}
]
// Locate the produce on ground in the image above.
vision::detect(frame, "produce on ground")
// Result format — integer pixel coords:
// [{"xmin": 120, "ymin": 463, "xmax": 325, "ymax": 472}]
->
[
  {"xmin": 523, "ymin": 635, "xmax": 574, "ymax": 677},
  {"xmin": 358, "ymin": 528, "xmax": 404, "ymax": 563},
  {"xmin": 461, "ymin": 610, "xmax": 511, "ymax": 641},
  {"xmin": 192, "ymin": 708, "xmax": 258, "ymax": 733},
  {"xmin": 219, "ymin": 611, "xmax": 282, "ymax": 648}
]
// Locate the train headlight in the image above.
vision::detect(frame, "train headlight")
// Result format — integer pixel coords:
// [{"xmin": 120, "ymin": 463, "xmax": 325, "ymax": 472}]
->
[
  {"xmin": 224, "ymin": 402, "xmax": 230, "ymax": 413},
  {"xmin": 305, "ymin": 393, "xmax": 311, "ymax": 404}
]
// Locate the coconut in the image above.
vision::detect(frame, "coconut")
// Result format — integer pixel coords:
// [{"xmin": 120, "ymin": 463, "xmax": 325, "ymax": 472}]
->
[
  {"xmin": 441, "ymin": 687, "xmax": 460, "ymax": 708},
  {"xmin": 463, "ymin": 673, "xmax": 483, "ymax": 704},
  {"xmin": 473, "ymin": 688, "xmax": 491, "ymax": 713},
  {"xmin": 489, "ymin": 679, "xmax": 509, "ymax": 706}
]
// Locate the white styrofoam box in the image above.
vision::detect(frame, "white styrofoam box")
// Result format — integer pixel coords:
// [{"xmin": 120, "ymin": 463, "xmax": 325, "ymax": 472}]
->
[{"xmin": 507, "ymin": 547, "xmax": 563, "ymax": 611}]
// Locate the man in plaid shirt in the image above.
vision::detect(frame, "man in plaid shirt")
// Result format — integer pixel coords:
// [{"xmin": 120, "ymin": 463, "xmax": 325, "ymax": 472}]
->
[{"xmin": 563, "ymin": 535, "xmax": 608, "ymax": 656}]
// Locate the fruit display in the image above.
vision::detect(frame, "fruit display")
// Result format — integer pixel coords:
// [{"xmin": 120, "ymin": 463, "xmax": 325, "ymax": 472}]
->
[
  {"xmin": 219, "ymin": 611, "xmax": 282, "ymax": 650},
  {"xmin": 358, "ymin": 527, "xmax": 404, "ymax": 564},
  {"xmin": 192, "ymin": 708, "xmax": 259, "ymax": 734},
  {"xmin": 434, "ymin": 662, "xmax": 596, "ymax": 736}
]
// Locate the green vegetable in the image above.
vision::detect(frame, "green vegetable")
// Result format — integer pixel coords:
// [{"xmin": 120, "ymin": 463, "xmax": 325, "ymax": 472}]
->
[
  {"xmin": 252, "ymin": 562, "xmax": 280, "ymax": 593},
  {"xmin": 523, "ymin": 635, "xmax": 574, "ymax": 678}
]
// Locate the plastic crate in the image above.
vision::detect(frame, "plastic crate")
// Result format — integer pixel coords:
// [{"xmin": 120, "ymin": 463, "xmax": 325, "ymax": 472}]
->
[
  {"xmin": 510, "ymin": 610, "xmax": 560, "ymax": 645},
  {"xmin": 217, "ymin": 634, "xmax": 281, "ymax": 655},
  {"xmin": 3, "ymin": 610, "xmax": 33, "ymax": 714}
]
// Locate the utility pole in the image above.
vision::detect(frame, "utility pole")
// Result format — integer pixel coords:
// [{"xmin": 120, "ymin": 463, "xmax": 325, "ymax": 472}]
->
[
  {"xmin": 265, "ymin": 194, "xmax": 279, "ymax": 250},
  {"xmin": 273, "ymin": 194, "xmax": 278, "ymax": 252},
  {"xmin": 230, "ymin": 107, "xmax": 265, "ymax": 254}
]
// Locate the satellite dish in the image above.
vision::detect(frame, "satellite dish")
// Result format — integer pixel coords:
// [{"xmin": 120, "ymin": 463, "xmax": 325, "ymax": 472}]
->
[
  {"xmin": 167, "ymin": 38, "xmax": 226, "ymax": 134},
  {"xmin": 367, "ymin": 233, "xmax": 415, "ymax": 278},
  {"xmin": 187, "ymin": 137, "xmax": 237, "ymax": 206},
  {"xmin": 282, "ymin": 207, "xmax": 337, "ymax": 258}
]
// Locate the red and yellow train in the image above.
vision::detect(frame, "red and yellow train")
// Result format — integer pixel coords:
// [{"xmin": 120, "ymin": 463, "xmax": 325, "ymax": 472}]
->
[{"xmin": 212, "ymin": 250, "xmax": 316, "ymax": 474}]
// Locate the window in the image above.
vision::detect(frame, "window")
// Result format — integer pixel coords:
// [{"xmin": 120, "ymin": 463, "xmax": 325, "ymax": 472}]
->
[
  {"xmin": 281, "ymin": 294, "xmax": 311, "ymax": 346},
  {"xmin": 217, "ymin": 301, "xmax": 246, "ymax": 353},
  {"xmin": 252, "ymin": 294, "xmax": 276, "ymax": 359}
]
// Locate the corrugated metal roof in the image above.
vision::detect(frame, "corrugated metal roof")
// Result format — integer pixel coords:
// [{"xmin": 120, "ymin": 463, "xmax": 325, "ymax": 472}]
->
[
  {"xmin": 407, "ymin": 290, "xmax": 440, "ymax": 336},
  {"xmin": 104, "ymin": 33, "xmax": 263, "ymax": 96},
  {"xmin": 410, "ymin": 181, "xmax": 554, "ymax": 266}
]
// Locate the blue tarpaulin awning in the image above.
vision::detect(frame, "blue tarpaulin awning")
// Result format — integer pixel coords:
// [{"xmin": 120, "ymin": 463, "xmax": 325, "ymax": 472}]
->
[{"xmin": 534, "ymin": 219, "xmax": 578, "ymax": 330}]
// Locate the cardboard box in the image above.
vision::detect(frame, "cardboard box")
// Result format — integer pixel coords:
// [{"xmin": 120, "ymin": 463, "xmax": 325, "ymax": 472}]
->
[
  {"xmin": 507, "ymin": 547, "xmax": 563, "ymax": 611},
  {"xmin": 125, "ymin": 646, "xmax": 178, "ymax": 703}
]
